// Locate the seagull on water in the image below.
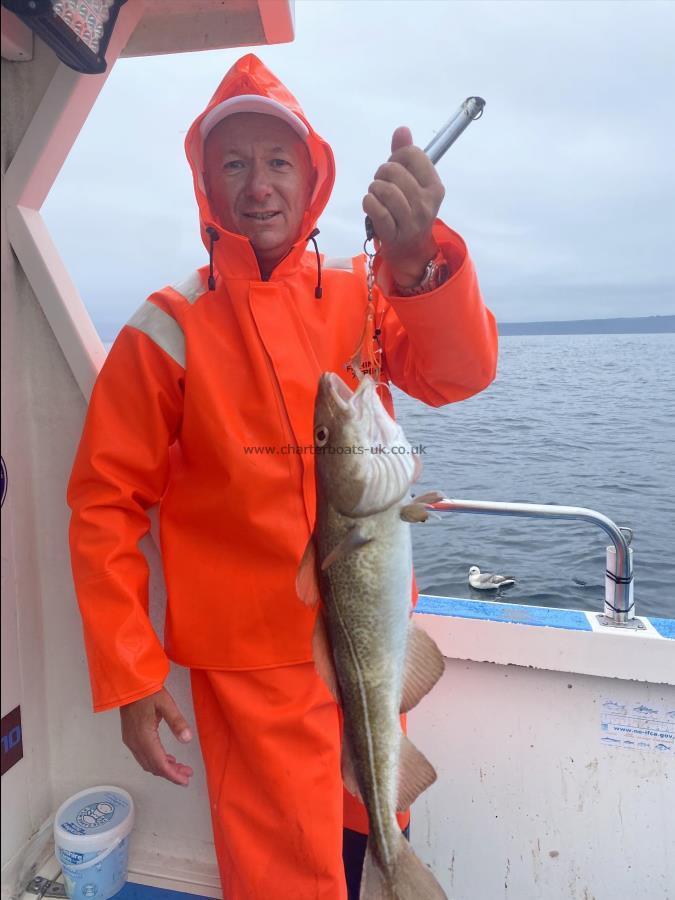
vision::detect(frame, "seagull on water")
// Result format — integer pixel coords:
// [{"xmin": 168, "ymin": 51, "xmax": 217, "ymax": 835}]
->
[{"xmin": 468, "ymin": 566, "xmax": 516, "ymax": 590}]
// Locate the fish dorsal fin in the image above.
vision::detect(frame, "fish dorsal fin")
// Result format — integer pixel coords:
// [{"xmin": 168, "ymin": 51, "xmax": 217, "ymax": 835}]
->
[
  {"xmin": 312, "ymin": 609, "xmax": 340, "ymax": 700},
  {"xmin": 296, "ymin": 537, "xmax": 321, "ymax": 606},
  {"xmin": 341, "ymin": 730, "xmax": 362, "ymax": 801},
  {"xmin": 313, "ymin": 615, "xmax": 362, "ymax": 801},
  {"xmin": 400, "ymin": 622, "xmax": 445, "ymax": 713},
  {"xmin": 312, "ymin": 610, "xmax": 362, "ymax": 799},
  {"xmin": 397, "ymin": 735, "xmax": 437, "ymax": 811},
  {"xmin": 360, "ymin": 827, "xmax": 448, "ymax": 899}
]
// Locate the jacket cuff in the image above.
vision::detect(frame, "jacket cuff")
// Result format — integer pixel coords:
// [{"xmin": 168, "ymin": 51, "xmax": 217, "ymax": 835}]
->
[
  {"xmin": 93, "ymin": 680, "xmax": 167, "ymax": 714},
  {"xmin": 374, "ymin": 219, "xmax": 468, "ymax": 299}
]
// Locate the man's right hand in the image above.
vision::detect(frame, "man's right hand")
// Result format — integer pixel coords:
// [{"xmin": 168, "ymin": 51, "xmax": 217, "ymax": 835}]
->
[{"xmin": 120, "ymin": 688, "xmax": 194, "ymax": 786}]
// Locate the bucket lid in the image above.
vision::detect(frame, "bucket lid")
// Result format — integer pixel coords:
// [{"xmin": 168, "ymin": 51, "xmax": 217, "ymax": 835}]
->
[{"xmin": 54, "ymin": 786, "xmax": 134, "ymax": 854}]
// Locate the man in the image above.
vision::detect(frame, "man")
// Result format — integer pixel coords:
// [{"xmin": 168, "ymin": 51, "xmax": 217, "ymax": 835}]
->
[{"xmin": 68, "ymin": 54, "xmax": 497, "ymax": 899}]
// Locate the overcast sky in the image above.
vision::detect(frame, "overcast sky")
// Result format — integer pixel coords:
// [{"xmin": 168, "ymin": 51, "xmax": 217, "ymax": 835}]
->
[{"xmin": 42, "ymin": 0, "xmax": 675, "ymax": 339}]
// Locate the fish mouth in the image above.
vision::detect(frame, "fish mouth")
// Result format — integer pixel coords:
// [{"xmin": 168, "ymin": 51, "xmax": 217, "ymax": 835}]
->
[
  {"xmin": 320, "ymin": 372, "xmax": 355, "ymax": 411},
  {"xmin": 320, "ymin": 372, "xmax": 374, "ymax": 409},
  {"xmin": 317, "ymin": 373, "xmax": 417, "ymax": 515},
  {"xmin": 319, "ymin": 373, "xmax": 401, "ymax": 445}
]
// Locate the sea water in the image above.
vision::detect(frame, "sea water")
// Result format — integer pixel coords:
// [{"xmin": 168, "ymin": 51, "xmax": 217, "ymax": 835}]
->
[{"xmin": 395, "ymin": 332, "xmax": 675, "ymax": 619}]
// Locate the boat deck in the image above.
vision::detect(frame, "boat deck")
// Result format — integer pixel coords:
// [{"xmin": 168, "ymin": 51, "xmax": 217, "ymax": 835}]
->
[
  {"xmin": 24, "ymin": 869, "xmax": 212, "ymax": 900},
  {"xmin": 12, "ymin": 594, "xmax": 673, "ymax": 900}
]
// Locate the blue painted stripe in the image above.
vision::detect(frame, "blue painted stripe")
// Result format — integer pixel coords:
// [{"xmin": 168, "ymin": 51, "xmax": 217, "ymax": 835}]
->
[
  {"xmin": 649, "ymin": 617, "xmax": 675, "ymax": 640},
  {"xmin": 116, "ymin": 883, "xmax": 213, "ymax": 900},
  {"xmin": 415, "ymin": 594, "xmax": 593, "ymax": 631}
]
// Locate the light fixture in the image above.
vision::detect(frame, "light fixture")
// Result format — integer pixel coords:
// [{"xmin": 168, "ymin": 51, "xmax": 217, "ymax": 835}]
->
[{"xmin": 2, "ymin": 0, "xmax": 126, "ymax": 74}]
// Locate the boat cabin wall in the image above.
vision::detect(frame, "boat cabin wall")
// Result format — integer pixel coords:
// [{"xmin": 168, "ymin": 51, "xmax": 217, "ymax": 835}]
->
[
  {"xmin": 1, "ymin": 42, "xmax": 219, "ymax": 896},
  {"xmin": 2, "ymin": 39, "xmax": 62, "ymax": 888}
]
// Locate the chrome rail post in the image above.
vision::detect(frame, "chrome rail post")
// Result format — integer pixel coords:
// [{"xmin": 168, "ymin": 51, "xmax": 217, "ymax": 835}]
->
[{"xmin": 425, "ymin": 499, "xmax": 636, "ymax": 626}]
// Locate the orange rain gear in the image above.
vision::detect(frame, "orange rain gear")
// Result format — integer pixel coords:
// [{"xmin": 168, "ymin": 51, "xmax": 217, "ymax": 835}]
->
[
  {"xmin": 191, "ymin": 664, "xmax": 345, "ymax": 899},
  {"xmin": 67, "ymin": 53, "xmax": 497, "ymax": 888}
]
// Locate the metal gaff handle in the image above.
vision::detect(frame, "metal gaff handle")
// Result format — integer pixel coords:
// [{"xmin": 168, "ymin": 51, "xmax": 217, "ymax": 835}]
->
[
  {"xmin": 423, "ymin": 96, "xmax": 485, "ymax": 164},
  {"xmin": 365, "ymin": 96, "xmax": 486, "ymax": 241}
]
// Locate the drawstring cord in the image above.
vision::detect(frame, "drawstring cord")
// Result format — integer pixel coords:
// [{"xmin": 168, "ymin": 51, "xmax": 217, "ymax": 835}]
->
[
  {"xmin": 205, "ymin": 225, "xmax": 322, "ymax": 298},
  {"xmin": 206, "ymin": 226, "xmax": 220, "ymax": 290},
  {"xmin": 307, "ymin": 228, "xmax": 322, "ymax": 299}
]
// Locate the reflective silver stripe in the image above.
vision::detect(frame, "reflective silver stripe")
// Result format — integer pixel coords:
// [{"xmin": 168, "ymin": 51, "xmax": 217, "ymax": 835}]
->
[
  {"xmin": 127, "ymin": 302, "xmax": 185, "ymax": 369},
  {"xmin": 171, "ymin": 269, "xmax": 206, "ymax": 305},
  {"xmin": 323, "ymin": 257, "xmax": 353, "ymax": 271}
]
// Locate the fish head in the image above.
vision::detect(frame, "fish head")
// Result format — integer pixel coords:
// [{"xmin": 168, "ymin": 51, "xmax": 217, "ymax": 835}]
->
[{"xmin": 313, "ymin": 372, "xmax": 419, "ymax": 517}]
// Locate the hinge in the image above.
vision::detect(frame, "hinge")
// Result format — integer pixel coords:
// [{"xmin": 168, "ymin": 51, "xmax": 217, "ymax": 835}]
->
[{"xmin": 24, "ymin": 877, "xmax": 67, "ymax": 898}]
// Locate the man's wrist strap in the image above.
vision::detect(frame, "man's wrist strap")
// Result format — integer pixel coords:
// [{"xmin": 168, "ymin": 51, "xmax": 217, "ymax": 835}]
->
[{"xmin": 393, "ymin": 249, "xmax": 449, "ymax": 296}]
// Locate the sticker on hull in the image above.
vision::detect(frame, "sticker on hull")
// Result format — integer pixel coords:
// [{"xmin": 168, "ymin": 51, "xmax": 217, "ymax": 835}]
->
[{"xmin": 601, "ymin": 698, "xmax": 674, "ymax": 753}]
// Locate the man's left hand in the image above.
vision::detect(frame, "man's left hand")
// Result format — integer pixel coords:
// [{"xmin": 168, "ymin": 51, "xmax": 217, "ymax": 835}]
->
[{"xmin": 363, "ymin": 126, "xmax": 445, "ymax": 288}]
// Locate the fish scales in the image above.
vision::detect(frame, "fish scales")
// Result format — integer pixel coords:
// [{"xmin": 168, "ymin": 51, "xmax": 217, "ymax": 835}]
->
[
  {"xmin": 297, "ymin": 372, "xmax": 447, "ymax": 899},
  {"xmin": 319, "ymin": 502, "xmax": 412, "ymax": 869}
]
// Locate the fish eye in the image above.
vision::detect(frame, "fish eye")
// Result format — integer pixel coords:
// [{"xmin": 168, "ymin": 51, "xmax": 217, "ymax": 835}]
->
[{"xmin": 315, "ymin": 425, "xmax": 329, "ymax": 446}]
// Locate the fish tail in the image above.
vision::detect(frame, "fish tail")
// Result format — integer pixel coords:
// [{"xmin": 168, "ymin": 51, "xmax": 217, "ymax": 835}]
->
[{"xmin": 360, "ymin": 833, "xmax": 447, "ymax": 899}]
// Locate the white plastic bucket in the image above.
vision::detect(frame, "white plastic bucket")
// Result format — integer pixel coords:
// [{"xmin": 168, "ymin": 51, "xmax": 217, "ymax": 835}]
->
[{"xmin": 54, "ymin": 786, "xmax": 134, "ymax": 900}]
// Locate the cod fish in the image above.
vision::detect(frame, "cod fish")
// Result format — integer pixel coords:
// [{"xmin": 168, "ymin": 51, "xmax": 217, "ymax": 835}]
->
[{"xmin": 296, "ymin": 373, "xmax": 447, "ymax": 900}]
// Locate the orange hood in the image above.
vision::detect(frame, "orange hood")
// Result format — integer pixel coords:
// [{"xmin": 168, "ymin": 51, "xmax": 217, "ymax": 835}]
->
[{"xmin": 185, "ymin": 54, "xmax": 336, "ymax": 281}]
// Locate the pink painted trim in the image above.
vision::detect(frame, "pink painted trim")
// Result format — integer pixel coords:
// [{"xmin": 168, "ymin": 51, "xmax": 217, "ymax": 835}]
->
[{"xmin": 257, "ymin": 0, "xmax": 295, "ymax": 44}]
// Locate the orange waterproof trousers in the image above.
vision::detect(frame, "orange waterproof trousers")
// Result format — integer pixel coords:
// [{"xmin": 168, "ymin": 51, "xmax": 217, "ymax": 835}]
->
[{"xmin": 191, "ymin": 664, "xmax": 347, "ymax": 899}]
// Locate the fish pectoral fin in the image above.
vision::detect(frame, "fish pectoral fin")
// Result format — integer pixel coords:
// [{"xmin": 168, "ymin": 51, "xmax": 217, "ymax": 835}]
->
[
  {"xmin": 400, "ymin": 622, "xmax": 445, "ymax": 713},
  {"xmin": 400, "ymin": 503, "xmax": 429, "ymax": 523},
  {"xmin": 296, "ymin": 537, "xmax": 321, "ymax": 606},
  {"xmin": 341, "ymin": 731, "xmax": 362, "ymax": 801},
  {"xmin": 400, "ymin": 491, "xmax": 445, "ymax": 523},
  {"xmin": 320, "ymin": 527, "xmax": 372, "ymax": 571},
  {"xmin": 360, "ymin": 832, "xmax": 447, "ymax": 900},
  {"xmin": 397, "ymin": 735, "xmax": 437, "ymax": 811},
  {"xmin": 413, "ymin": 490, "xmax": 445, "ymax": 505},
  {"xmin": 312, "ymin": 609, "xmax": 341, "ymax": 701}
]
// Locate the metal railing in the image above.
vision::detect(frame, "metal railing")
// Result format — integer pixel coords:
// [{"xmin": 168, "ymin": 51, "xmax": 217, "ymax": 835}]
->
[{"xmin": 425, "ymin": 498, "xmax": 636, "ymax": 627}]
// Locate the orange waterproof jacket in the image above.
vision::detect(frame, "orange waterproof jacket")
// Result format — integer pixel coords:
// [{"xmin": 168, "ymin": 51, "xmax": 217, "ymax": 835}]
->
[{"xmin": 67, "ymin": 55, "xmax": 498, "ymax": 712}]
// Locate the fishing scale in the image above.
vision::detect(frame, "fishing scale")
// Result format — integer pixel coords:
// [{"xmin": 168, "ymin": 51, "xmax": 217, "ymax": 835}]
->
[{"xmin": 351, "ymin": 96, "xmax": 486, "ymax": 382}]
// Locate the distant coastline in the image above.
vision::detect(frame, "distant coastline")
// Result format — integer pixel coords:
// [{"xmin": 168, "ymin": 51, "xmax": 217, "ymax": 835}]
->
[
  {"xmin": 102, "ymin": 314, "xmax": 674, "ymax": 347},
  {"xmin": 498, "ymin": 315, "xmax": 675, "ymax": 336}
]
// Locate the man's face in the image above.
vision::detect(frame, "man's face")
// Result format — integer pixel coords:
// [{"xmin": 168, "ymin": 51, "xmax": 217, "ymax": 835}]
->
[{"xmin": 203, "ymin": 112, "xmax": 314, "ymax": 271}]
